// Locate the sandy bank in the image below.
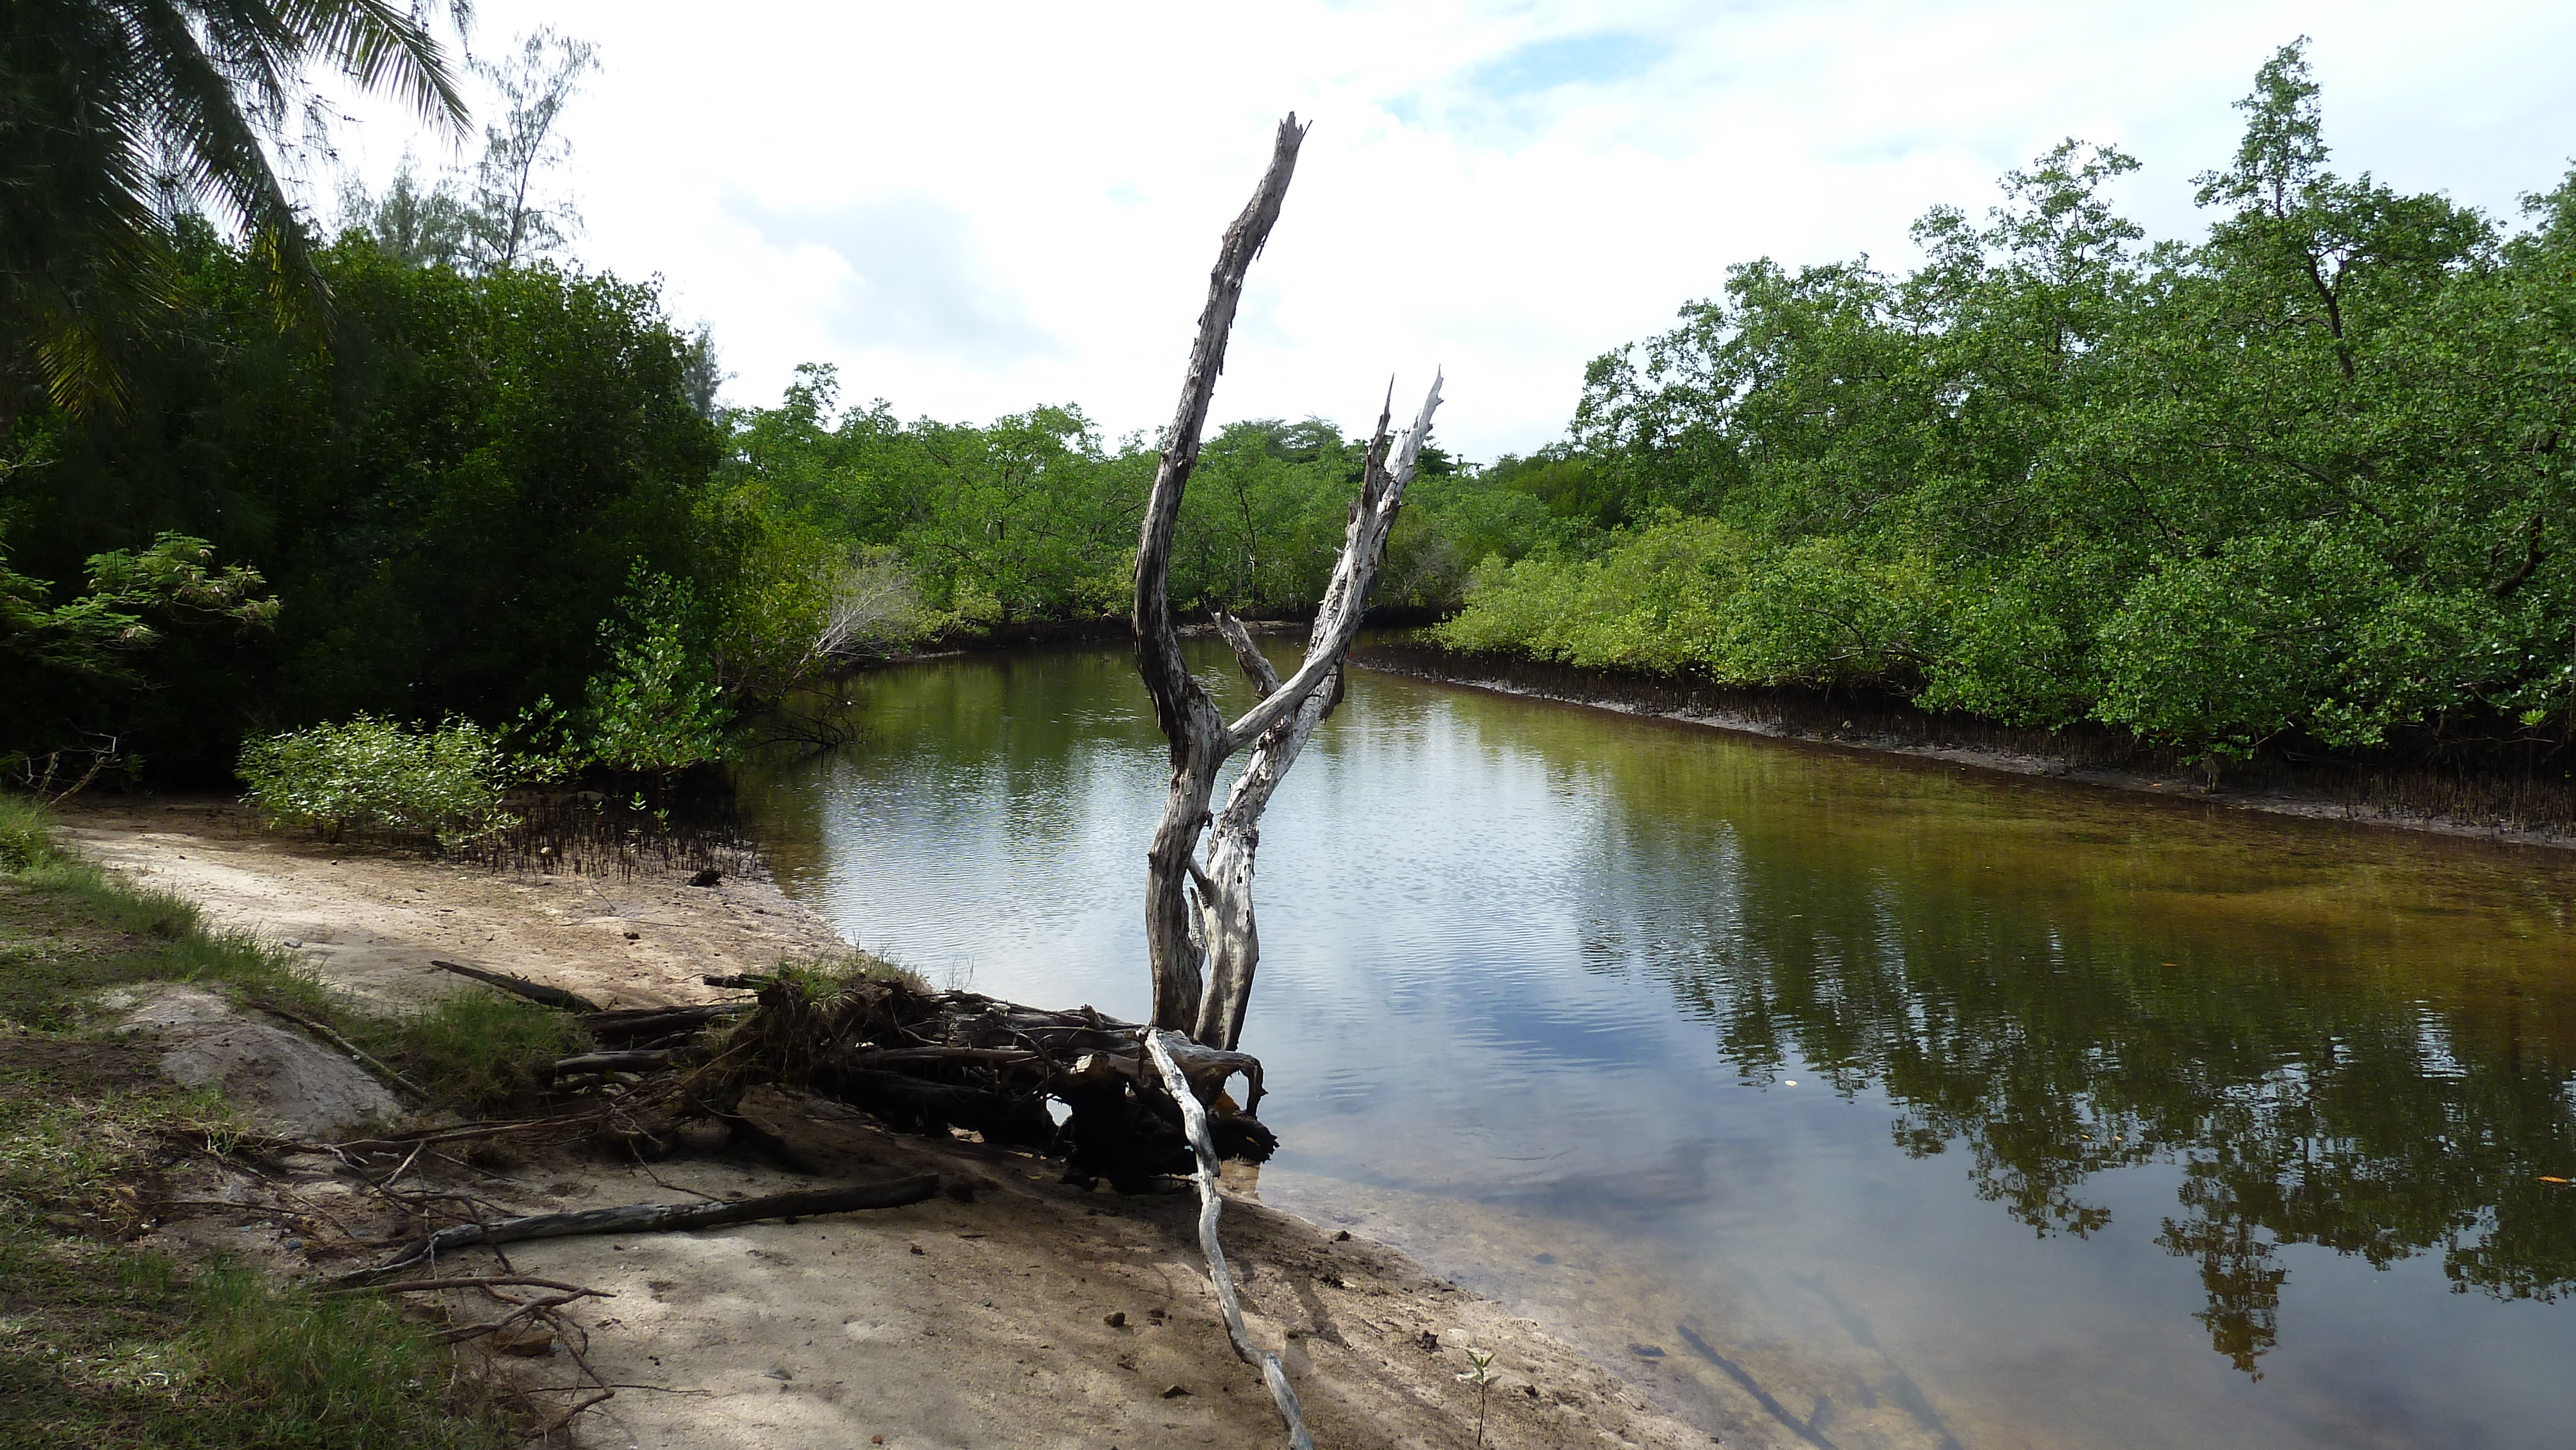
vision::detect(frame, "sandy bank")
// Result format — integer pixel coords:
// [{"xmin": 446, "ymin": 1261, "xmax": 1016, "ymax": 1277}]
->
[{"xmin": 61, "ymin": 798, "xmax": 1721, "ymax": 1450}]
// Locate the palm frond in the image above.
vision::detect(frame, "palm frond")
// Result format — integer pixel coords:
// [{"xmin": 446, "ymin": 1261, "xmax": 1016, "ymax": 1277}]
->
[{"xmin": 0, "ymin": 0, "xmax": 472, "ymax": 416}]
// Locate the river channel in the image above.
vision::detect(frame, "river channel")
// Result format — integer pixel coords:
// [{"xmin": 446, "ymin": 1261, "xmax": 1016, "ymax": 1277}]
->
[{"xmin": 734, "ymin": 640, "xmax": 2576, "ymax": 1450}]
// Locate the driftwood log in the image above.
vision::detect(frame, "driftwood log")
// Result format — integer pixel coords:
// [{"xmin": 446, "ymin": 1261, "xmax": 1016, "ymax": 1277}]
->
[
  {"xmin": 339, "ymin": 970, "xmax": 1267, "ymax": 1197},
  {"xmin": 434, "ymin": 959, "xmax": 603, "ymax": 1013},
  {"xmin": 1148, "ymin": 1030, "xmax": 1315, "ymax": 1449},
  {"xmin": 362, "ymin": 1178, "xmax": 939, "ymax": 1276},
  {"xmin": 691, "ymin": 975, "xmax": 1277, "ymax": 1194},
  {"xmin": 1128, "ymin": 111, "xmax": 1444, "ymax": 1046}
]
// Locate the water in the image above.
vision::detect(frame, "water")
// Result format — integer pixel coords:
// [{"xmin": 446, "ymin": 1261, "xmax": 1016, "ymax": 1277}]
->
[{"xmin": 735, "ymin": 642, "xmax": 2576, "ymax": 1449}]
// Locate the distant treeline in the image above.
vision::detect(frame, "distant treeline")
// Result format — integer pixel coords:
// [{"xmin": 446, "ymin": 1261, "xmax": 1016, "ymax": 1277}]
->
[
  {"xmin": 1437, "ymin": 42, "xmax": 2576, "ymax": 764},
  {"xmin": 723, "ymin": 366, "xmax": 1594, "ymax": 630},
  {"xmin": 0, "ymin": 233, "xmax": 1580, "ymax": 782},
  {"xmin": 13, "ymin": 38, "xmax": 2565, "ymax": 784}
]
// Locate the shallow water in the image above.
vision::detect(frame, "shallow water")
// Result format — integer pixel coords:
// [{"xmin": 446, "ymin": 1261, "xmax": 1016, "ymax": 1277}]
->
[{"xmin": 735, "ymin": 642, "xmax": 2576, "ymax": 1449}]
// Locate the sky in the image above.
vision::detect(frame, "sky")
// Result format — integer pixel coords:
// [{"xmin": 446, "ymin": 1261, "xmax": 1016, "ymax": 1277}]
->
[{"xmin": 317, "ymin": 1, "xmax": 2576, "ymax": 462}]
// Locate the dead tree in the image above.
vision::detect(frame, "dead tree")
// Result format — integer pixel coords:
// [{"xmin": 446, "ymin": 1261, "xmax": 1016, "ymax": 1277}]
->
[{"xmin": 1132, "ymin": 113, "xmax": 1444, "ymax": 1047}]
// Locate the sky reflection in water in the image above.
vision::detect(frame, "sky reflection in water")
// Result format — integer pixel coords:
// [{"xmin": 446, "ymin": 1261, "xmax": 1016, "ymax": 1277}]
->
[{"xmin": 736, "ymin": 643, "xmax": 2576, "ymax": 1450}]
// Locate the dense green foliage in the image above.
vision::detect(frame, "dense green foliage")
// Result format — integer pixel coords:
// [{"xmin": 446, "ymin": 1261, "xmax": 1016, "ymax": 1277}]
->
[
  {"xmin": 562, "ymin": 567, "xmax": 738, "ymax": 773},
  {"xmin": 1441, "ymin": 43, "xmax": 2576, "ymax": 760},
  {"xmin": 4, "ymin": 227, "xmax": 730, "ymax": 779},
  {"xmin": 23, "ymin": 33, "xmax": 2564, "ymax": 783},
  {"xmin": 1, "ymin": 237, "xmax": 1561, "ymax": 783},
  {"xmin": 236, "ymin": 714, "xmax": 531, "ymax": 845},
  {"xmin": 722, "ymin": 363, "xmax": 1559, "ymax": 627}
]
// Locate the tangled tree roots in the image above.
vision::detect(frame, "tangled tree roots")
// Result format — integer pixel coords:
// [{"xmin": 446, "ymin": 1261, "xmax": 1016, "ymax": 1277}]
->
[{"xmin": 556, "ymin": 972, "xmax": 1280, "ymax": 1194}]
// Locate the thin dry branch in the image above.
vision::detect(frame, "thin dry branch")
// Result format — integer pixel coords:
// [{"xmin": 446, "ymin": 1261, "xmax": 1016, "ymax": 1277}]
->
[
  {"xmin": 357, "ymin": 1176, "xmax": 940, "ymax": 1277},
  {"xmin": 1213, "ymin": 612, "xmax": 1282, "ymax": 693},
  {"xmin": 258, "ymin": 1005, "xmax": 434, "ymax": 1100},
  {"xmin": 1146, "ymin": 1030, "xmax": 1313, "ymax": 1450},
  {"xmin": 330, "ymin": 1275, "xmax": 610, "ymax": 1297},
  {"xmin": 433, "ymin": 959, "xmax": 603, "ymax": 1013}
]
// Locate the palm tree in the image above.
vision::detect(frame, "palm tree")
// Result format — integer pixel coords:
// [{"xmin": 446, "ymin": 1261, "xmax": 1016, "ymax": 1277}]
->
[{"xmin": 0, "ymin": 0, "xmax": 469, "ymax": 426}]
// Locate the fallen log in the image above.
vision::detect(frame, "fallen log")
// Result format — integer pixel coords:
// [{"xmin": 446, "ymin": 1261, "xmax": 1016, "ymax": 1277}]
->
[
  {"xmin": 552, "ymin": 1050, "xmax": 680, "ymax": 1077},
  {"xmin": 1148, "ymin": 1030, "xmax": 1313, "ymax": 1450},
  {"xmin": 840, "ymin": 1046, "xmax": 1041, "ymax": 1070},
  {"xmin": 822, "ymin": 1068, "xmax": 1057, "ymax": 1146},
  {"xmin": 434, "ymin": 960, "xmax": 603, "ymax": 1013},
  {"xmin": 692, "ymin": 972, "xmax": 1276, "ymax": 1187},
  {"xmin": 359, "ymin": 1176, "xmax": 940, "ymax": 1276},
  {"xmin": 326, "ymin": 1275, "xmax": 607, "ymax": 1297},
  {"xmin": 583, "ymin": 1004, "xmax": 742, "ymax": 1043}
]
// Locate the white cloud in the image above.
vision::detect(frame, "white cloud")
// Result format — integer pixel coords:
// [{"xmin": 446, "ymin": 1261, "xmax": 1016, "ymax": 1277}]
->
[
  {"xmin": 723, "ymin": 189, "xmax": 1062, "ymax": 366},
  {"xmin": 317, "ymin": 0, "xmax": 2576, "ymax": 460}
]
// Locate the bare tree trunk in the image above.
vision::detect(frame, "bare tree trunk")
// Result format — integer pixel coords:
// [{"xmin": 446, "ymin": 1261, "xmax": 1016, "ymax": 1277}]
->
[
  {"xmin": 1133, "ymin": 116, "xmax": 1307, "ymax": 1033},
  {"xmin": 1130, "ymin": 115, "xmax": 1443, "ymax": 1044}
]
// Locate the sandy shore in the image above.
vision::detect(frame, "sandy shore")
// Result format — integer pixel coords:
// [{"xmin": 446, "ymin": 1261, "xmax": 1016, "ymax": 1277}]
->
[{"xmin": 62, "ymin": 798, "xmax": 1724, "ymax": 1450}]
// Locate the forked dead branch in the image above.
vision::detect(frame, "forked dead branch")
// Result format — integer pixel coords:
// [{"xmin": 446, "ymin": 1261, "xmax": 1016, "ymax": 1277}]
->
[
  {"xmin": 1122, "ymin": 109, "xmax": 1444, "ymax": 1447},
  {"xmin": 1130, "ymin": 114, "xmax": 1445, "ymax": 1050}
]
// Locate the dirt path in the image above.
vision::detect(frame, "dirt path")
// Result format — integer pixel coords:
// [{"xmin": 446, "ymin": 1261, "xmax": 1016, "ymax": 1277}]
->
[
  {"xmin": 60, "ymin": 799, "xmax": 846, "ymax": 1012},
  {"xmin": 64, "ymin": 799, "xmax": 1724, "ymax": 1450}
]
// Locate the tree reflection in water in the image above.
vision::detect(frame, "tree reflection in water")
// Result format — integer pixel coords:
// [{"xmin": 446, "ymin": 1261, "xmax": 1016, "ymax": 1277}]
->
[
  {"xmin": 1586, "ymin": 742, "xmax": 2576, "ymax": 1376},
  {"xmin": 740, "ymin": 647, "xmax": 2576, "ymax": 1392}
]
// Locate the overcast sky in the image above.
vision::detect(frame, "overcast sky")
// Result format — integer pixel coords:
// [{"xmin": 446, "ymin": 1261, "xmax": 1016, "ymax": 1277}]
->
[{"xmin": 320, "ymin": 1, "xmax": 2576, "ymax": 462}]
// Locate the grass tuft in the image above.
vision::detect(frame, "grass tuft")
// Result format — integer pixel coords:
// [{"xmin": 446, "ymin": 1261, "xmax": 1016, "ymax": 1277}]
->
[
  {"xmin": 0, "ymin": 792, "xmax": 52, "ymax": 871},
  {"xmin": 773, "ymin": 947, "xmax": 931, "ymax": 997},
  {"xmin": 361, "ymin": 990, "xmax": 583, "ymax": 1117}
]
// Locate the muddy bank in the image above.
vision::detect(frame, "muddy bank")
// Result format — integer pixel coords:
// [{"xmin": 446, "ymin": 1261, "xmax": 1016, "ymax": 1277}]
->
[
  {"xmin": 60, "ymin": 798, "xmax": 1723, "ymax": 1450},
  {"xmin": 1355, "ymin": 641, "xmax": 2576, "ymax": 851}
]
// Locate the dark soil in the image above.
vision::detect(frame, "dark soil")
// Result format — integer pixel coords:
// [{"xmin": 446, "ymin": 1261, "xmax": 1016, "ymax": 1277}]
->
[{"xmin": 0, "ymin": 1039, "xmax": 166, "ymax": 1097}]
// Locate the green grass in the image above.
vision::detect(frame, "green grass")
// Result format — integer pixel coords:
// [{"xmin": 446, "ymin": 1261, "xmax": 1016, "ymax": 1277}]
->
[
  {"xmin": 357, "ymin": 989, "xmax": 582, "ymax": 1118},
  {"xmin": 0, "ymin": 1228, "xmax": 509, "ymax": 1449},
  {"xmin": 0, "ymin": 794, "xmax": 526, "ymax": 1449},
  {"xmin": 773, "ymin": 946, "xmax": 932, "ymax": 997},
  {"xmin": 0, "ymin": 792, "xmax": 580, "ymax": 1110},
  {"xmin": 0, "ymin": 796, "xmax": 342, "ymax": 1037}
]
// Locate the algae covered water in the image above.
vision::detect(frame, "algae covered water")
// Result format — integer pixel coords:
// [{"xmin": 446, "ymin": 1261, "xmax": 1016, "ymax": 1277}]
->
[{"xmin": 735, "ymin": 642, "xmax": 2576, "ymax": 1449}]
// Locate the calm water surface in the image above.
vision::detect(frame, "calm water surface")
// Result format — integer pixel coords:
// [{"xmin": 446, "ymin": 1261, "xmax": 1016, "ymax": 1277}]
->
[{"xmin": 735, "ymin": 643, "xmax": 2576, "ymax": 1450}]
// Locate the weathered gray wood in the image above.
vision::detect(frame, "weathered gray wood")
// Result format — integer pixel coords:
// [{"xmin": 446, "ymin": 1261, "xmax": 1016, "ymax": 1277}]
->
[
  {"xmin": 1212, "ymin": 612, "xmax": 1280, "ymax": 694},
  {"xmin": 1193, "ymin": 379, "xmax": 1443, "ymax": 1049},
  {"xmin": 551, "ymin": 1050, "xmax": 678, "ymax": 1077},
  {"xmin": 1146, "ymin": 1030, "xmax": 1314, "ymax": 1450},
  {"xmin": 1133, "ymin": 116, "xmax": 1308, "ymax": 1033},
  {"xmin": 364, "ymin": 1176, "xmax": 939, "ymax": 1275},
  {"xmin": 1213, "ymin": 376, "xmax": 1441, "ymax": 758},
  {"xmin": 433, "ymin": 959, "xmax": 603, "ymax": 1013},
  {"xmin": 1130, "ymin": 113, "xmax": 1445, "ymax": 1048}
]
